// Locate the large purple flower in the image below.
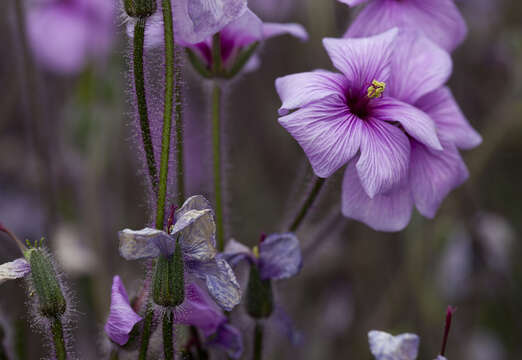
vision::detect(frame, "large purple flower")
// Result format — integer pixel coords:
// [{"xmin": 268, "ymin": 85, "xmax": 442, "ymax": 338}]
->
[
  {"xmin": 340, "ymin": 0, "xmax": 467, "ymax": 52},
  {"xmin": 276, "ymin": 29, "xmax": 481, "ymax": 231},
  {"xmin": 27, "ymin": 0, "xmax": 115, "ymax": 73}
]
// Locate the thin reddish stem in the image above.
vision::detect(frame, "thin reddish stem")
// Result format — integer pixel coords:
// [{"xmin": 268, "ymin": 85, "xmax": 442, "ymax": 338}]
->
[{"xmin": 440, "ymin": 305, "xmax": 456, "ymax": 356}]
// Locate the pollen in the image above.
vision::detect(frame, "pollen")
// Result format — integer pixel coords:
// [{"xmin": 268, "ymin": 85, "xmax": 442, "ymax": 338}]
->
[
  {"xmin": 367, "ymin": 79, "xmax": 386, "ymax": 99},
  {"xmin": 252, "ymin": 245, "xmax": 260, "ymax": 258}
]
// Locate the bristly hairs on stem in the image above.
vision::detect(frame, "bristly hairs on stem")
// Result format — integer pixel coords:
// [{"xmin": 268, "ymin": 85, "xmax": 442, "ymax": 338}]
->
[{"xmin": 440, "ymin": 305, "xmax": 456, "ymax": 356}]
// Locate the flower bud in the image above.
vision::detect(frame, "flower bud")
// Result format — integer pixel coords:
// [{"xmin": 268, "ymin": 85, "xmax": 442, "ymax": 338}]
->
[
  {"xmin": 152, "ymin": 240, "xmax": 184, "ymax": 307},
  {"xmin": 24, "ymin": 248, "xmax": 66, "ymax": 317},
  {"xmin": 246, "ymin": 265, "xmax": 273, "ymax": 319},
  {"xmin": 124, "ymin": 0, "xmax": 157, "ymax": 18}
]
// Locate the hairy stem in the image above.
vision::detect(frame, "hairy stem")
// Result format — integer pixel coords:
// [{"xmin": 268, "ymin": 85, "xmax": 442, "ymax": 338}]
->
[
  {"xmin": 133, "ymin": 17, "xmax": 158, "ymax": 194},
  {"xmin": 138, "ymin": 305, "xmax": 154, "ymax": 360},
  {"xmin": 253, "ymin": 322, "xmax": 263, "ymax": 360},
  {"xmin": 50, "ymin": 317, "xmax": 67, "ymax": 360},
  {"xmin": 162, "ymin": 310, "xmax": 174, "ymax": 360},
  {"xmin": 289, "ymin": 177, "xmax": 326, "ymax": 232},
  {"xmin": 212, "ymin": 82, "xmax": 224, "ymax": 251},
  {"xmin": 174, "ymin": 50, "xmax": 185, "ymax": 204}
]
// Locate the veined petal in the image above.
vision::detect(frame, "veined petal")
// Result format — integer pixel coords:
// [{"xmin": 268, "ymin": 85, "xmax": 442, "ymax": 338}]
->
[
  {"xmin": 258, "ymin": 233, "xmax": 302, "ymax": 280},
  {"xmin": 342, "ymin": 162, "xmax": 413, "ymax": 232},
  {"xmin": 176, "ymin": 195, "xmax": 213, "ymax": 218},
  {"xmin": 190, "ymin": 258, "xmax": 241, "ymax": 311},
  {"xmin": 389, "ymin": 31, "xmax": 452, "ymax": 104},
  {"xmin": 220, "ymin": 9, "xmax": 263, "ymax": 48},
  {"xmin": 208, "ymin": 323, "xmax": 244, "ymax": 359},
  {"xmin": 368, "ymin": 330, "xmax": 420, "ymax": 360},
  {"xmin": 262, "ymin": 23, "xmax": 308, "ymax": 41},
  {"xmin": 371, "ymin": 97, "xmax": 442, "ymax": 151},
  {"xmin": 279, "ymin": 95, "xmax": 363, "ymax": 178},
  {"xmin": 275, "ymin": 70, "xmax": 348, "ymax": 115},
  {"xmin": 118, "ymin": 228, "xmax": 164, "ymax": 260},
  {"xmin": 174, "ymin": 209, "xmax": 217, "ymax": 262},
  {"xmin": 356, "ymin": 119, "xmax": 411, "ymax": 198},
  {"xmin": 104, "ymin": 276, "xmax": 143, "ymax": 346},
  {"xmin": 323, "ymin": 29, "xmax": 398, "ymax": 91},
  {"xmin": 0, "ymin": 258, "xmax": 30, "ymax": 284},
  {"xmin": 222, "ymin": 239, "xmax": 255, "ymax": 267},
  {"xmin": 416, "ymin": 87, "xmax": 482, "ymax": 150},
  {"xmin": 410, "ymin": 139, "xmax": 469, "ymax": 218}
]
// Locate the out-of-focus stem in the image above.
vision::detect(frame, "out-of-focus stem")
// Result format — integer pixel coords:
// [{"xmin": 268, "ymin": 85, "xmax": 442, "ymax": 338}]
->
[
  {"xmin": 212, "ymin": 82, "xmax": 224, "ymax": 251},
  {"xmin": 109, "ymin": 349, "xmax": 119, "ymax": 360},
  {"xmin": 162, "ymin": 310, "xmax": 174, "ymax": 360},
  {"xmin": 50, "ymin": 318, "xmax": 67, "ymax": 360},
  {"xmin": 138, "ymin": 305, "xmax": 154, "ymax": 360},
  {"xmin": 289, "ymin": 177, "xmax": 325, "ymax": 232},
  {"xmin": 253, "ymin": 322, "xmax": 263, "ymax": 360}
]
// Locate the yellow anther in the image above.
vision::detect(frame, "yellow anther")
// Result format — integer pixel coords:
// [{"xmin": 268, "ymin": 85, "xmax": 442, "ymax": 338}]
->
[
  {"xmin": 252, "ymin": 245, "xmax": 260, "ymax": 258},
  {"xmin": 367, "ymin": 79, "xmax": 386, "ymax": 99}
]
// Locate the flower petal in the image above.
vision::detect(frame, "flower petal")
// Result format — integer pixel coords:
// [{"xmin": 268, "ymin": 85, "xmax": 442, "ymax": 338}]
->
[
  {"xmin": 275, "ymin": 70, "xmax": 348, "ymax": 115},
  {"xmin": 371, "ymin": 97, "xmax": 442, "ymax": 151},
  {"xmin": 118, "ymin": 228, "xmax": 164, "ymax": 260},
  {"xmin": 207, "ymin": 323, "xmax": 244, "ymax": 359},
  {"xmin": 262, "ymin": 22, "xmax": 308, "ymax": 41},
  {"xmin": 342, "ymin": 162, "xmax": 413, "ymax": 232},
  {"xmin": 410, "ymin": 139, "xmax": 469, "ymax": 218},
  {"xmin": 356, "ymin": 119, "xmax": 410, "ymax": 198},
  {"xmin": 323, "ymin": 28, "xmax": 398, "ymax": 92},
  {"xmin": 338, "ymin": 0, "xmax": 368, "ymax": 5},
  {"xmin": 0, "ymin": 258, "xmax": 30, "ymax": 284},
  {"xmin": 174, "ymin": 209, "xmax": 217, "ymax": 262},
  {"xmin": 174, "ymin": 283, "xmax": 225, "ymax": 336},
  {"xmin": 368, "ymin": 330, "xmax": 419, "ymax": 360},
  {"xmin": 389, "ymin": 31, "xmax": 452, "ymax": 104},
  {"xmin": 278, "ymin": 95, "xmax": 363, "ymax": 178},
  {"xmin": 220, "ymin": 9, "xmax": 263, "ymax": 49},
  {"xmin": 416, "ymin": 87, "xmax": 482, "ymax": 150},
  {"xmin": 345, "ymin": 0, "xmax": 467, "ymax": 52},
  {"xmin": 258, "ymin": 233, "xmax": 302, "ymax": 280},
  {"xmin": 222, "ymin": 239, "xmax": 255, "ymax": 267},
  {"xmin": 176, "ymin": 195, "xmax": 213, "ymax": 218},
  {"xmin": 104, "ymin": 276, "xmax": 143, "ymax": 346}
]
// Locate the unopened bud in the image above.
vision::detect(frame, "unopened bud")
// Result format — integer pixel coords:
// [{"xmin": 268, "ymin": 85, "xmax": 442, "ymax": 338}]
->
[
  {"xmin": 246, "ymin": 265, "xmax": 273, "ymax": 319},
  {"xmin": 152, "ymin": 240, "xmax": 184, "ymax": 307},
  {"xmin": 124, "ymin": 0, "xmax": 157, "ymax": 18}
]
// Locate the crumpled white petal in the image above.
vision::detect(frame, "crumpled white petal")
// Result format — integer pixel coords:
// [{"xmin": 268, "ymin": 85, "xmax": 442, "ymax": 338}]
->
[
  {"xmin": 0, "ymin": 258, "xmax": 30, "ymax": 284},
  {"xmin": 118, "ymin": 228, "xmax": 165, "ymax": 260},
  {"xmin": 368, "ymin": 330, "xmax": 419, "ymax": 360}
]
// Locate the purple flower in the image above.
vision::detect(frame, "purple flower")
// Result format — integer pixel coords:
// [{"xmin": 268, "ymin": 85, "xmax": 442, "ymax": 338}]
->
[
  {"xmin": 276, "ymin": 29, "xmax": 481, "ymax": 231},
  {"xmin": 340, "ymin": 0, "xmax": 467, "ymax": 52},
  {"xmin": 0, "ymin": 258, "xmax": 31, "ymax": 285},
  {"xmin": 27, "ymin": 0, "xmax": 115, "ymax": 74},
  {"xmin": 118, "ymin": 195, "xmax": 241, "ymax": 311},
  {"xmin": 207, "ymin": 323, "xmax": 243, "ymax": 359}
]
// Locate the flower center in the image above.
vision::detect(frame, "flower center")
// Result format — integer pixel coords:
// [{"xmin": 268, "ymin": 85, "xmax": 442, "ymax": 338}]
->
[
  {"xmin": 346, "ymin": 79, "xmax": 386, "ymax": 119},
  {"xmin": 367, "ymin": 79, "xmax": 386, "ymax": 99}
]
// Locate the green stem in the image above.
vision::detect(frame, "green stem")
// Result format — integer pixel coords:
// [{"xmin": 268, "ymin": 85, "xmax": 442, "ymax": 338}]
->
[
  {"xmin": 212, "ymin": 82, "xmax": 224, "ymax": 251},
  {"xmin": 133, "ymin": 17, "xmax": 158, "ymax": 194},
  {"xmin": 212, "ymin": 33, "xmax": 222, "ymax": 74},
  {"xmin": 109, "ymin": 349, "xmax": 119, "ymax": 360},
  {"xmin": 190, "ymin": 326, "xmax": 209, "ymax": 360},
  {"xmin": 175, "ymin": 51, "xmax": 185, "ymax": 204},
  {"xmin": 155, "ymin": 0, "xmax": 175, "ymax": 229},
  {"xmin": 162, "ymin": 310, "xmax": 174, "ymax": 360},
  {"xmin": 138, "ymin": 306, "xmax": 154, "ymax": 360},
  {"xmin": 289, "ymin": 177, "xmax": 326, "ymax": 232},
  {"xmin": 50, "ymin": 317, "xmax": 67, "ymax": 360},
  {"xmin": 253, "ymin": 322, "xmax": 263, "ymax": 360}
]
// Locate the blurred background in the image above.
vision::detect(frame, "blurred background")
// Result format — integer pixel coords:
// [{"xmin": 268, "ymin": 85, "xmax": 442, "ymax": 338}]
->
[{"xmin": 1, "ymin": 0, "xmax": 521, "ymax": 359}]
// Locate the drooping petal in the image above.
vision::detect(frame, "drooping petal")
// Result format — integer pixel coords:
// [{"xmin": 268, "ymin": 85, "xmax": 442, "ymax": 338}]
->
[
  {"xmin": 174, "ymin": 283, "xmax": 225, "ymax": 336},
  {"xmin": 173, "ymin": 209, "xmax": 217, "ymax": 262},
  {"xmin": 190, "ymin": 258, "xmax": 241, "ymax": 311},
  {"xmin": 389, "ymin": 31, "xmax": 452, "ymax": 104},
  {"xmin": 409, "ymin": 139, "xmax": 469, "ymax": 218},
  {"xmin": 323, "ymin": 28, "xmax": 398, "ymax": 92},
  {"xmin": 368, "ymin": 330, "xmax": 420, "ymax": 360},
  {"xmin": 118, "ymin": 228, "xmax": 165, "ymax": 260},
  {"xmin": 207, "ymin": 323, "xmax": 244, "ymax": 359},
  {"xmin": 345, "ymin": 0, "xmax": 467, "ymax": 52},
  {"xmin": 416, "ymin": 87, "xmax": 482, "ymax": 150},
  {"xmin": 176, "ymin": 195, "xmax": 213, "ymax": 218},
  {"xmin": 356, "ymin": 119, "xmax": 411, "ymax": 198},
  {"xmin": 222, "ymin": 239, "xmax": 256, "ymax": 267},
  {"xmin": 104, "ymin": 276, "xmax": 143, "ymax": 346},
  {"xmin": 342, "ymin": 162, "xmax": 413, "ymax": 232},
  {"xmin": 371, "ymin": 97, "xmax": 442, "ymax": 151},
  {"xmin": 258, "ymin": 233, "xmax": 302, "ymax": 280},
  {"xmin": 0, "ymin": 258, "xmax": 30, "ymax": 284},
  {"xmin": 275, "ymin": 70, "xmax": 348, "ymax": 115},
  {"xmin": 262, "ymin": 23, "xmax": 308, "ymax": 41},
  {"xmin": 278, "ymin": 95, "xmax": 363, "ymax": 178}
]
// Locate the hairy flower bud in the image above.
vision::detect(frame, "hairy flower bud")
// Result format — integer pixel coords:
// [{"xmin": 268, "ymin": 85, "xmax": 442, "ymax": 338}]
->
[
  {"xmin": 152, "ymin": 240, "xmax": 184, "ymax": 307},
  {"xmin": 124, "ymin": 0, "xmax": 157, "ymax": 18},
  {"xmin": 246, "ymin": 265, "xmax": 273, "ymax": 319}
]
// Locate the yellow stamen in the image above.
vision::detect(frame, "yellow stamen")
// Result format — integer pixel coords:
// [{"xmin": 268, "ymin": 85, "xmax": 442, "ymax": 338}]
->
[
  {"xmin": 252, "ymin": 245, "xmax": 260, "ymax": 258},
  {"xmin": 367, "ymin": 79, "xmax": 386, "ymax": 99}
]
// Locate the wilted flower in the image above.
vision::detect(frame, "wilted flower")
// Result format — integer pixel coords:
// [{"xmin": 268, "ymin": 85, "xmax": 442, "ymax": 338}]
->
[
  {"xmin": 276, "ymin": 29, "xmax": 481, "ymax": 231},
  {"xmin": 339, "ymin": 0, "xmax": 467, "ymax": 52},
  {"xmin": 118, "ymin": 195, "xmax": 240, "ymax": 311}
]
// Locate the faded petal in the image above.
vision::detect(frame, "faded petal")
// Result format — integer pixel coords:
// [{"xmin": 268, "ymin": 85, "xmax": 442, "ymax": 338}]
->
[
  {"xmin": 371, "ymin": 97, "xmax": 442, "ymax": 151},
  {"xmin": 222, "ymin": 239, "xmax": 255, "ymax": 267},
  {"xmin": 173, "ymin": 209, "xmax": 217, "ymax": 262},
  {"xmin": 208, "ymin": 323, "xmax": 244, "ymax": 359},
  {"xmin": 356, "ymin": 119, "xmax": 410, "ymax": 198},
  {"xmin": 104, "ymin": 276, "xmax": 143, "ymax": 346},
  {"xmin": 389, "ymin": 31, "xmax": 452, "ymax": 104},
  {"xmin": 275, "ymin": 70, "xmax": 348, "ymax": 115},
  {"xmin": 368, "ymin": 330, "xmax": 420, "ymax": 360},
  {"xmin": 0, "ymin": 258, "xmax": 30, "ymax": 284},
  {"xmin": 174, "ymin": 283, "xmax": 225, "ymax": 336},
  {"xmin": 176, "ymin": 195, "xmax": 213, "ymax": 218},
  {"xmin": 323, "ymin": 29, "xmax": 398, "ymax": 92},
  {"xmin": 342, "ymin": 162, "xmax": 413, "ymax": 232},
  {"xmin": 262, "ymin": 22, "xmax": 308, "ymax": 41},
  {"xmin": 416, "ymin": 87, "xmax": 482, "ymax": 150},
  {"xmin": 278, "ymin": 95, "xmax": 362, "ymax": 178},
  {"xmin": 410, "ymin": 139, "xmax": 469, "ymax": 218},
  {"xmin": 190, "ymin": 258, "xmax": 241, "ymax": 311},
  {"xmin": 258, "ymin": 233, "xmax": 302, "ymax": 280},
  {"xmin": 118, "ymin": 228, "xmax": 165, "ymax": 260},
  {"xmin": 345, "ymin": 0, "xmax": 467, "ymax": 52}
]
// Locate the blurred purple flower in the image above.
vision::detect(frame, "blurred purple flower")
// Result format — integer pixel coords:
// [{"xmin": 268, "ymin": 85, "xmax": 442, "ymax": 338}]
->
[
  {"xmin": 207, "ymin": 323, "xmax": 243, "ymax": 359},
  {"xmin": 248, "ymin": 0, "xmax": 295, "ymax": 21},
  {"xmin": 276, "ymin": 29, "xmax": 481, "ymax": 231},
  {"xmin": 118, "ymin": 195, "xmax": 240, "ymax": 311},
  {"xmin": 340, "ymin": 0, "xmax": 467, "ymax": 52},
  {"xmin": 27, "ymin": 0, "xmax": 115, "ymax": 74}
]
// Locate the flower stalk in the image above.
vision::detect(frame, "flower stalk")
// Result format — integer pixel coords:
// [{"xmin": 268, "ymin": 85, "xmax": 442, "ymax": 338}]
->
[
  {"xmin": 175, "ymin": 49, "xmax": 185, "ymax": 204},
  {"xmin": 212, "ymin": 81, "xmax": 225, "ymax": 251},
  {"xmin": 138, "ymin": 305, "xmax": 154, "ymax": 360},
  {"xmin": 253, "ymin": 322, "xmax": 263, "ymax": 360},
  {"xmin": 289, "ymin": 177, "xmax": 325, "ymax": 232},
  {"xmin": 162, "ymin": 310, "xmax": 174, "ymax": 360},
  {"xmin": 50, "ymin": 318, "xmax": 67, "ymax": 360}
]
